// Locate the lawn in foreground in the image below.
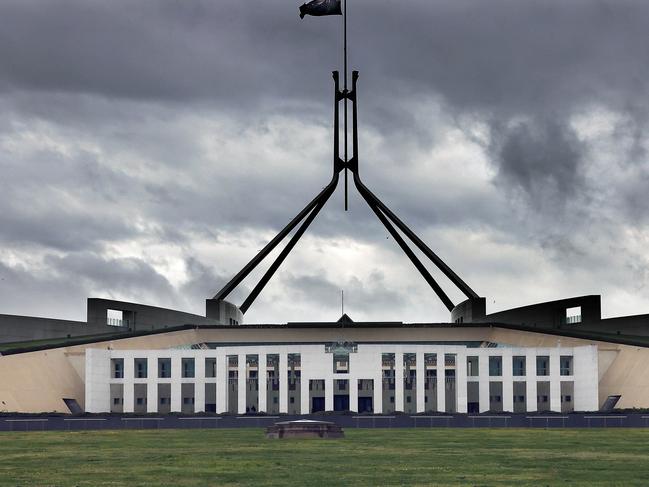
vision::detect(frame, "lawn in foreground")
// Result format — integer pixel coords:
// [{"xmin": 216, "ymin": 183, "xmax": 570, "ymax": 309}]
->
[{"xmin": 2, "ymin": 428, "xmax": 649, "ymax": 486}]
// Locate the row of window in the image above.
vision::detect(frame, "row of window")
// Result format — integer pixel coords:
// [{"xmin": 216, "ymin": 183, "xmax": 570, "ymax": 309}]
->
[
  {"xmin": 113, "ymin": 393, "xmax": 573, "ymax": 407},
  {"xmin": 467, "ymin": 355, "xmax": 573, "ymax": 377},
  {"xmin": 111, "ymin": 358, "xmax": 217, "ymax": 379},
  {"xmin": 110, "ymin": 354, "xmax": 575, "ymax": 380}
]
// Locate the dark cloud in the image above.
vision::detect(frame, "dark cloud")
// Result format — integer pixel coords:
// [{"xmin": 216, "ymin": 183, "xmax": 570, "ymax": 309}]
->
[
  {"xmin": 0, "ymin": 253, "xmax": 181, "ymax": 320},
  {"xmin": 278, "ymin": 270, "xmax": 409, "ymax": 321},
  {"xmin": 490, "ymin": 119, "xmax": 585, "ymax": 209}
]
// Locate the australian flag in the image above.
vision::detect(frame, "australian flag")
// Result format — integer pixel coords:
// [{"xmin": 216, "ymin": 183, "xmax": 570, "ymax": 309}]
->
[{"xmin": 299, "ymin": 0, "xmax": 342, "ymax": 19}]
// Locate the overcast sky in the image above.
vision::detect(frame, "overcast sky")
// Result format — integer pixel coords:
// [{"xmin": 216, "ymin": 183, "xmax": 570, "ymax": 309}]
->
[{"xmin": 1, "ymin": 0, "xmax": 648, "ymax": 324}]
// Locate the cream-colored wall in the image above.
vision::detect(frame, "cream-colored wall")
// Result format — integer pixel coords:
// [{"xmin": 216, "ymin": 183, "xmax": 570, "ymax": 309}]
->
[
  {"xmin": 2, "ymin": 325, "xmax": 649, "ymax": 412},
  {"xmin": 0, "ymin": 349, "xmax": 83, "ymax": 413},
  {"xmin": 0, "ymin": 329, "xmax": 202, "ymax": 413}
]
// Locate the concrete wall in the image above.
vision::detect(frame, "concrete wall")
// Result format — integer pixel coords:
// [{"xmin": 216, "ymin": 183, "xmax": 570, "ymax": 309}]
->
[
  {"xmin": 87, "ymin": 298, "xmax": 224, "ymax": 330},
  {"xmin": 0, "ymin": 313, "xmax": 110, "ymax": 344},
  {"xmin": 578, "ymin": 314, "xmax": 649, "ymax": 336},
  {"xmin": 205, "ymin": 299, "xmax": 244, "ymax": 326},
  {"xmin": 450, "ymin": 297, "xmax": 486, "ymax": 323},
  {"xmin": 481, "ymin": 295, "xmax": 602, "ymax": 327},
  {"xmin": 0, "ymin": 298, "xmax": 240, "ymax": 345}
]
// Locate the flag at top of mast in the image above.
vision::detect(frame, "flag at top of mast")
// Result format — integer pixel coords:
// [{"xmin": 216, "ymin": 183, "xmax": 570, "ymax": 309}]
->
[{"xmin": 299, "ymin": 0, "xmax": 342, "ymax": 19}]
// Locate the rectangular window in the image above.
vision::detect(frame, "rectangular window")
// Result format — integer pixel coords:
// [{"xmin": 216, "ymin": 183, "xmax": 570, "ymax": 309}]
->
[
  {"xmin": 107, "ymin": 309, "xmax": 126, "ymax": 327},
  {"xmin": 134, "ymin": 358, "xmax": 147, "ymax": 379},
  {"xmin": 512, "ymin": 356, "xmax": 526, "ymax": 376},
  {"xmin": 424, "ymin": 353, "xmax": 437, "ymax": 367},
  {"xmin": 333, "ymin": 353, "xmax": 349, "ymax": 373},
  {"xmin": 565, "ymin": 306, "xmax": 582, "ymax": 324},
  {"xmin": 489, "ymin": 356, "xmax": 502, "ymax": 376},
  {"xmin": 205, "ymin": 358, "xmax": 216, "ymax": 378},
  {"xmin": 111, "ymin": 358, "xmax": 124, "ymax": 379},
  {"xmin": 467, "ymin": 356, "xmax": 479, "ymax": 376},
  {"xmin": 158, "ymin": 358, "xmax": 171, "ymax": 378},
  {"xmin": 560, "ymin": 356, "xmax": 573, "ymax": 376},
  {"xmin": 536, "ymin": 356, "xmax": 549, "ymax": 376},
  {"xmin": 182, "ymin": 358, "xmax": 195, "ymax": 378}
]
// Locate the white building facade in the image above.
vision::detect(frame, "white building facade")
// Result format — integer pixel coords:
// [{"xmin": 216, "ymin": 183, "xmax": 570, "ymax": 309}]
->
[{"xmin": 85, "ymin": 344, "xmax": 599, "ymax": 414}]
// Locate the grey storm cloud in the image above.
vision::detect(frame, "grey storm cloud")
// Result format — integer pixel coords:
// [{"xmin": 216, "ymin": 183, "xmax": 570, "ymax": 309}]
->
[
  {"xmin": 0, "ymin": 0, "xmax": 648, "ymax": 322},
  {"xmin": 281, "ymin": 270, "xmax": 407, "ymax": 316},
  {"xmin": 490, "ymin": 119, "xmax": 585, "ymax": 209}
]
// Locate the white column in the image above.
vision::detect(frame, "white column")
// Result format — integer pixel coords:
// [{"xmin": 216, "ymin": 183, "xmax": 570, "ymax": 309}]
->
[
  {"xmin": 301, "ymin": 375, "xmax": 310, "ymax": 414},
  {"xmin": 238, "ymin": 353, "xmax": 246, "ymax": 414},
  {"xmin": 258, "ymin": 353, "xmax": 267, "ymax": 413},
  {"xmin": 416, "ymin": 352, "xmax": 425, "ymax": 413},
  {"xmin": 349, "ymin": 378, "xmax": 359, "ymax": 413},
  {"xmin": 573, "ymin": 346, "xmax": 599, "ymax": 412},
  {"xmin": 216, "ymin": 352, "xmax": 228, "ymax": 414},
  {"xmin": 502, "ymin": 350, "xmax": 514, "ymax": 412},
  {"xmin": 550, "ymin": 350, "xmax": 561, "ymax": 412},
  {"xmin": 170, "ymin": 355, "xmax": 181, "ymax": 412},
  {"xmin": 84, "ymin": 349, "xmax": 111, "ymax": 413},
  {"xmin": 279, "ymin": 353, "xmax": 288, "ymax": 413},
  {"xmin": 122, "ymin": 356, "xmax": 134, "ymax": 413},
  {"xmin": 478, "ymin": 351, "xmax": 489, "ymax": 413},
  {"xmin": 437, "ymin": 351, "xmax": 446, "ymax": 413},
  {"xmin": 325, "ymin": 378, "xmax": 334, "ymax": 412},
  {"xmin": 373, "ymin": 372, "xmax": 383, "ymax": 414},
  {"xmin": 146, "ymin": 356, "xmax": 157, "ymax": 413},
  {"xmin": 394, "ymin": 352, "xmax": 404, "ymax": 412},
  {"xmin": 525, "ymin": 350, "xmax": 537, "ymax": 412},
  {"xmin": 194, "ymin": 355, "xmax": 205, "ymax": 413},
  {"xmin": 456, "ymin": 350, "xmax": 468, "ymax": 413}
]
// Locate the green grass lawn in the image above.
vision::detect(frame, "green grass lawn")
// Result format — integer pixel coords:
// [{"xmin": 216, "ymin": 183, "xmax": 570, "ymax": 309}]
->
[{"xmin": 1, "ymin": 428, "xmax": 649, "ymax": 486}]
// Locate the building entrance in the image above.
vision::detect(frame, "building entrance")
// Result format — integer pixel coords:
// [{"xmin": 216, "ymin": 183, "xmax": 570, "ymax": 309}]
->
[
  {"xmin": 311, "ymin": 397, "xmax": 325, "ymax": 412},
  {"xmin": 334, "ymin": 394, "xmax": 350, "ymax": 411},
  {"xmin": 358, "ymin": 396, "xmax": 373, "ymax": 413}
]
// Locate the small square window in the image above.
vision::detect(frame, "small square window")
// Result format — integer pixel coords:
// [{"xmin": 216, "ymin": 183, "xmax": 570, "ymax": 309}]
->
[
  {"xmin": 273, "ymin": 397, "xmax": 278, "ymax": 404},
  {"xmin": 406, "ymin": 396, "xmax": 411, "ymax": 403},
  {"xmin": 113, "ymin": 397, "xmax": 121, "ymax": 405},
  {"xmin": 390, "ymin": 396, "xmax": 395, "ymax": 403},
  {"xmin": 290, "ymin": 397, "xmax": 295, "ymax": 404}
]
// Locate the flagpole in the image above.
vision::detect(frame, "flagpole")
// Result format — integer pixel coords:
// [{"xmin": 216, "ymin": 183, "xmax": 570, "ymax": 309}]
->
[{"xmin": 343, "ymin": 0, "xmax": 348, "ymax": 211}]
